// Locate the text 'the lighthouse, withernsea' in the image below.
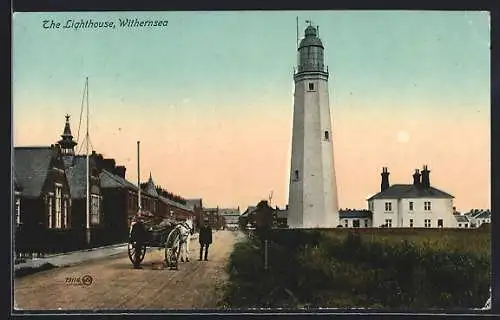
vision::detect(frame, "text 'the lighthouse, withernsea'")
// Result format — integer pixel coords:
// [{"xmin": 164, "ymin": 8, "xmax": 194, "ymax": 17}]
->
[{"xmin": 287, "ymin": 23, "xmax": 339, "ymax": 228}]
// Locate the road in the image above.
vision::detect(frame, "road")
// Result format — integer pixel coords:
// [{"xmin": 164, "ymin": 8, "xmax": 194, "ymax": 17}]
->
[{"xmin": 14, "ymin": 230, "xmax": 244, "ymax": 310}]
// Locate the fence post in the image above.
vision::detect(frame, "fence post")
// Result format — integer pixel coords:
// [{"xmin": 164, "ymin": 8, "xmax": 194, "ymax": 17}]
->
[{"xmin": 264, "ymin": 239, "xmax": 268, "ymax": 270}]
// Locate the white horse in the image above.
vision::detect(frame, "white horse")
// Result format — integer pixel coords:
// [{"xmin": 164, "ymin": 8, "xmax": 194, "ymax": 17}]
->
[{"xmin": 177, "ymin": 218, "xmax": 194, "ymax": 262}]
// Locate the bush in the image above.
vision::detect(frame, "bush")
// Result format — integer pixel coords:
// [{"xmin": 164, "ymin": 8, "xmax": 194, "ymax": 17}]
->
[{"xmin": 222, "ymin": 228, "xmax": 491, "ymax": 309}]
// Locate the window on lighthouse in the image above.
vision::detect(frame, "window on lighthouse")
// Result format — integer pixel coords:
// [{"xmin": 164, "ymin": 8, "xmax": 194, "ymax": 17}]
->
[
  {"xmin": 308, "ymin": 82, "xmax": 314, "ymax": 91},
  {"xmin": 294, "ymin": 170, "xmax": 300, "ymax": 181},
  {"xmin": 324, "ymin": 131, "xmax": 329, "ymax": 141}
]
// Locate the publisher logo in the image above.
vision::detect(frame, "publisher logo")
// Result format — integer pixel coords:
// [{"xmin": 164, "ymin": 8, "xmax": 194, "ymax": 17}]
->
[{"xmin": 65, "ymin": 274, "xmax": 93, "ymax": 286}]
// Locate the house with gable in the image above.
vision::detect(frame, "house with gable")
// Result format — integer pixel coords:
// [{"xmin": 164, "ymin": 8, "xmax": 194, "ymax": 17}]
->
[
  {"xmin": 367, "ymin": 166, "xmax": 456, "ymax": 228},
  {"xmin": 14, "ymin": 144, "xmax": 74, "ymax": 255},
  {"xmin": 14, "ymin": 145, "xmax": 72, "ymax": 231}
]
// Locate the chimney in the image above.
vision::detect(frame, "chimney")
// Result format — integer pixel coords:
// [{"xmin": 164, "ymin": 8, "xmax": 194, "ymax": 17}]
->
[
  {"xmin": 380, "ymin": 167, "xmax": 390, "ymax": 192},
  {"xmin": 421, "ymin": 165, "xmax": 431, "ymax": 189},
  {"xmin": 114, "ymin": 165, "xmax": 126, "ymax": 178},
  {"xmin": 102, "ymin": 158, "xmax": 116, "ymax": 172},
  {"xmin": 412, "ymin": 169, "xmax": 421, "ymax": 187}
]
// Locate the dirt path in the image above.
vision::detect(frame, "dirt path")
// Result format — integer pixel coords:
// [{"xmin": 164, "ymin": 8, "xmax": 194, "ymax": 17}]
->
[{"xmin": 14, "ymin": 230, "xmax": 244, "ymax": 310}]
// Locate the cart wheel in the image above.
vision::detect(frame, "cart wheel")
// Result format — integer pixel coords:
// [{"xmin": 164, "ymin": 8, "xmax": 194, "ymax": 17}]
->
[
  {"xmin": 128, "ymin": 241, "xmax": 146, "ymax": 265},
  {"xmin": 165, "ymin": 228, "xmax": 181, "ymax": 269}
]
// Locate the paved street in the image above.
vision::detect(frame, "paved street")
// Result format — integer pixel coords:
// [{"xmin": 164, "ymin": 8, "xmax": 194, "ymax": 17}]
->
[{"xmin": 14, "ymin": 230, "xmax": 244, "ymax": 310}]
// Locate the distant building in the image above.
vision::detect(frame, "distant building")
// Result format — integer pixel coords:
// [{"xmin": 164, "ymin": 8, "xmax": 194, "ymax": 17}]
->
[
  {"xmin": 463, "ymin": 209, "xmax": 491, "ymax": 228},
  {"xmin": 219, "ymin": 207, "xmax": 240, "ymax": 229},
  {"xmin": 186, "ymin": 198, "xmax": 203, "ymax": 210},
  {"xmin": 367, "ymin": 166, "xmax": 456, "ymax": 228},
  {"xmin": 454, "ymin": 215, "xmax": 470, "ymax": 228},
  {"xmin": 203, "ymin": 207, "xmax": 222, "ymax": 229},
  {"xmin": 339, "ymin": 209, "xmax": 373, "ymax": 228},
  {"xmin": 275, "ymin": 206, "xmax": 288, "ymax": 228}
]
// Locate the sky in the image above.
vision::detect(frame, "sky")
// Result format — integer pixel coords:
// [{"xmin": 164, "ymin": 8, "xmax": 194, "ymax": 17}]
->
[{"xmin": 12, "ymin": 11, "xmax": 490, "ymax": 211}]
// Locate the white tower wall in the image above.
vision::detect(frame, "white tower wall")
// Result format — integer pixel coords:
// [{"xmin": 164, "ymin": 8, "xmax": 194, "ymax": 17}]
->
[{"xmin": 288, "ymin": 25, "xmax": 339, "ymax": 229}]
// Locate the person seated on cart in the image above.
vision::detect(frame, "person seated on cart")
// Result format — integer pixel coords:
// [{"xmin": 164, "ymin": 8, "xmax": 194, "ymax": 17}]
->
[{"xmin": 130, "ymin": 214, "xmax": 148, "ymax": 269}]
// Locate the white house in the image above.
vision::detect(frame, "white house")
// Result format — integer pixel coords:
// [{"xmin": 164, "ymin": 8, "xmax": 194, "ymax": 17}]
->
[
  {"xmin": 339, "ymin": 209, "xmax": 373, "ymax": 228},
  {"xmin": 454, "ymin": 215, "xmax": 470, "ymax": 228},
  {"xmin": 367, "ymin": 166, "xmax": 456, "ymax": 228}
]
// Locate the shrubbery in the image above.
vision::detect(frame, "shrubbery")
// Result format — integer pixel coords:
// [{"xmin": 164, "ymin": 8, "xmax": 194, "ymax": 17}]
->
[{"xmin": 222, "ymin": 228, "xmax": 491, "ymax": 310}]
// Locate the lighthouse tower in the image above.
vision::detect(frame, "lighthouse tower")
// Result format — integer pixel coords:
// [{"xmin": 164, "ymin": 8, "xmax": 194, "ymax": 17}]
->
[{"xmin": 287, "ymin": 24, "xmax": 339, "ymax": 229}]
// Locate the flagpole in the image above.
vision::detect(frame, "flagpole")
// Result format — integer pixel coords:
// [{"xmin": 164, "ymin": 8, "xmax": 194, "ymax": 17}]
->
[
  {"xmin": 85, "ymin": 77, "xmax": 91, "ymax": 245},
  {"xmin": 296, "ymin": 16, "xmax": 299, "ymax": 49},
  {"xmin": 296, "ymin": 16, "xmax": 299, "ymax": 69},
  {"xmin": 137, "ymin": 141, "xmax": 142, "ymax": 213}
]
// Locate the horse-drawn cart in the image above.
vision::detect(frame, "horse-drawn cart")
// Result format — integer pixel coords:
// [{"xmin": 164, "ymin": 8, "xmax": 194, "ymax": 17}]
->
[{"xmin": 128, "ymin": 214, "xmax": 183, "ymax": 269}]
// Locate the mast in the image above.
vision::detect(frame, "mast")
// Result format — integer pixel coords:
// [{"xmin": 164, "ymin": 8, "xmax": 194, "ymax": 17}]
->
[
  {"xmin": 296, "ymin": 16, "xmax": 299, "ymax": 67},
  {"xmin": 85, "ymin": 77, "xmax": 90, "ymax": 234},
  {"xmin": 137, "ymin": 141, "xmax": 141, "ymax": 212}
]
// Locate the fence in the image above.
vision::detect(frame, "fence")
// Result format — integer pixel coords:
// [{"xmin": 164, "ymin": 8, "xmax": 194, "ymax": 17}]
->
[{"xmin": 14, "ymin": 226, "xmax": 127, "ymax": 260}]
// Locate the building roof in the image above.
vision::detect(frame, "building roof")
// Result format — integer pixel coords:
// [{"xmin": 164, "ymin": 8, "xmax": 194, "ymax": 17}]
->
[
  {"xmin": 299, "ymin": 26, "xmax": 324, "ymax": 49},
  {"xmin": 339, "ymin": 209, "xmax": 373, "ymax": 219},
  {"xmin": 99, "ymin": 169, "xmax": 138, "ymax": 191},
  {"xmin": 158, "ymin": 195, "xmax": 193, "ymax": 212},
  {"xmin": 13, "ymin": 172, "xmax": 22, "ymax": 191},
  {"xmin": 185, "ymin": 198, "xmax": 202, "ymax": 210},
  {"xmin": 475, "ymin": 212, "xmax": 491, "ymax": 219},
  {"xmin": 14, "ymin": 147, "xmax": 55, "ymax": 198},
  {"xmin": 455, "ymin": 215, "xmax": 469, "ymax": 223},
  {"xmin": 64, "ymin": 156, "xmax": 87, "ymax": 198},
  {"xmin": 367, "ymin": 184, "xmax": 454, "ymax": 201},
  {"xmin": 143, "ymin": 173, "xmax": 159, "ymax": 197},
  {"xmin": 219, "ymin": 208, "xmax": 240, "ymax": 216},
  {"xmin": 241, "ymin": 206, "xmax": 257, "ymax": 217}
]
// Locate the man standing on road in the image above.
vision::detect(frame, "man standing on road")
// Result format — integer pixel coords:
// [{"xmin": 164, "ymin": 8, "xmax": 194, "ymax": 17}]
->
[{"xmin": 199, "ymin": 218, "xmax": 212, "ymax": 261}]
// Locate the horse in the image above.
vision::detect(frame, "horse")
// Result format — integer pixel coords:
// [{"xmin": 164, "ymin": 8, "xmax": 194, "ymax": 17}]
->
[{"xmin": 177, "ymin": 218, "xmax": 194, "ymax": 262}]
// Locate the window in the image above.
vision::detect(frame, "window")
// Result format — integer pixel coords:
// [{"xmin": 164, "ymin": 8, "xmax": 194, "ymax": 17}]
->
[
  {"xmin": 385, "ymin": 219, "xmax": 392, "ymax": 228},
  {"xmin": 409, "ymin": 219, "xmax": 414, "ymax": 228},
  {"xmin": 438, "ymin": 219, "xmax": 443, "ymax": 228},
  {"xmin": 61, "ymin": 199, "xmax": 67, "ymax": 228},
  {"xmin": 308, "ymin": 82, "xmax": 314, "ymax": 90},
  {"xmin": 424, "ymin": 201, "xmax": 431, "ymax": 211},
  {"xmin": 385, "ymin": 202, "xmax": 392, "ymax": 212},
  {"xmin": 424, "ymin": 219, "xmax": 431, "ymax": 228},
  {"xmin": 465, "ymin": 223, "xmax": 468, "ymax": 228},
  {"xmin": 409, "ymin": 201, "xmax": 414, "ymax": 211},
  {"xmin": 364, "ymin": 219, "xmax": 369, "ymax": 227},
  {"xmin": 344, "ymin": 219, "xmax": 348, "ymax": 228},
  {"xmin": 294, "ymin": 170, "xmax": 300, "ymax": 181},
  {"xmin": 324, "ymin": 131, "xmax": 329, "ymax": 141},
  {"xmin": 90, "ymin": 195, "xmax": 100, "ymax": 225},
  {"xmin": 55, "ymin": 184, "xmax": 62, "ymax": 228},
  {"xmin": 15, "ymin": 197, "xmax": 21, "ymax": 225},
  {"xmin": 353, "ymin": 220, "xmax": 360, "ymax": 228},
  {"xmin": 458, "ymin": 223, "xmax": 462, "ymax": 228},
  {"xmin": 48, "ymin": 195, "xmax": 53, "ymax": 228}
]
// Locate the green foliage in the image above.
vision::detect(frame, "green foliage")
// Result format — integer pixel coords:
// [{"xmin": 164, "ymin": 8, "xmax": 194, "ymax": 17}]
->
[{"xmin": 222, "ymin": 228, "xmax": 491, "ymax": 309}]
